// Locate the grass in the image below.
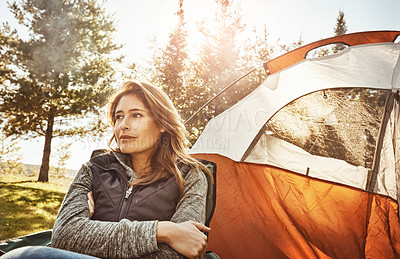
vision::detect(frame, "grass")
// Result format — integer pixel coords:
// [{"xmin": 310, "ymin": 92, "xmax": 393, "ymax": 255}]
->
[{"xmin": 0, "ymin": 174, "xmax": 73, "ymax": 241}]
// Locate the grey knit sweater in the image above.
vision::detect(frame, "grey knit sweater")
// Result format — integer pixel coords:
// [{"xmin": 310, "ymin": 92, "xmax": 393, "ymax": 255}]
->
[{"xmin": 51, "ymin": 152, "xmax": 207, "ymax": 258}]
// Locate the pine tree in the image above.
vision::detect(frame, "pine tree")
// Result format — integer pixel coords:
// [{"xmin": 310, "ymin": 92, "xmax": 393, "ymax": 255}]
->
[
  {"xmin": 195, "ymin": 0, "xmax": 246, "ymax": 116},
  {"xmin": 0, "ymin": 133, "xmax": 25, "ymax": 175},
  {"xmin": 0, "ymin": 0, "xmax": 121, "ymax": 182},
  {"xmin": 332, "ymin": 10, "xmax": 348, "ymax": 53},
  {"xmin": 153, "ymin": 0, "xmax": 189, "ymax": 118},
  {"xmin": 307, "ymin": 10, "xmax": 348, "ymax": 58},
  {"xmin": 237, "ymin": 25, "xmax": 276, "ymax": 98},
  {"xmin": 52, "ymin": 142, "xmax": 72, "ymax": 177},
  {"xmin": 149, "ymin": 0, "xmax": 212, "ymax": 145}
]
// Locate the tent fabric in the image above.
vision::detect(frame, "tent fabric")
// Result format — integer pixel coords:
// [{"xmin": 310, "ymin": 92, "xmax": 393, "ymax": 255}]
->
[
  {"xmin": 265, "ymin": 31, "xmax": 400, "ymax": 74},
  {"xmin": 377, "ymin": 97, "xmax": 400, "ymax": 204},
  {"xmin": 192, "ymin": 154, "xmax": 400, "ymax": 259},
  {"xmin": 244, "ymin": 89, "xmax": 400, "ymax": 200},
  {"xmin": 190, "ymin": 32, "xmax": 400, "ymax": 259},
  {"xmin": 190, "ymin": 43, "xmax": 400, "ymax": 163},
  {"xmin": 190, "ymin": 42, "xmax": 400, "ymax": 201},
  {"xmin": 245, "ymin": 134, "xmax": 369, "ymax": 190}
]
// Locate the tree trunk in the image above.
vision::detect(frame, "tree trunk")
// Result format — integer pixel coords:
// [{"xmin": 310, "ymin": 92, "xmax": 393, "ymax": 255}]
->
[{"xmin": 38, "ymin": 115, "xmax": 55, "ymax": 182}]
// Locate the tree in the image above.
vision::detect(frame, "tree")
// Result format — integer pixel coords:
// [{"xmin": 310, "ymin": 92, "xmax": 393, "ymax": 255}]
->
[
  {"xmin": 195, "ymin": 0, "xmax": 246, "ymax": 115},
  {"xmin": 153, "ymin": 0, "xmax": 189, "ymax": 118},
  {"xmin": 149, "ymin": 0, "xmax": 211, "ymax": 145},
  {"xmin": 241, "ymin": 25, "xmax": 275, "ymax": 70},
  {"xmin": 52, "ymin": 141, "xmax": 72, "ymax": 177},
  {"xmin": 148, "ymin": 0, "xmax": 306, "ymax": 145},
  {"xmin": 236, "ymin": 25, "xmax": 276, "ymax": 100},
  {"xmin": 277, "ymin": 35, "xmax": 304, "ymax": 53},
  {"xmin": 173, "ymin": 0, "xmax": 247, "ymax": 144},
  {"xmin": 0, "ymin": 133, "xmax": 25, "ymax": 175},
  {"xmin": 309, "ymin": 10, "xmax": 348, "ymax": 58},
  {"xmin": 332, "ymin": 10, "xmax": 348, "ymax": 53},
  {"xmin": 0, "ymin": 0, "xmax": 121, "ymax": 182}
]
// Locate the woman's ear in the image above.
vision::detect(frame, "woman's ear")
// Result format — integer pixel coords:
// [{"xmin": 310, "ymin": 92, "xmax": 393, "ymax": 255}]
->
[{"xmin": 160, "ymin": 128, "xmax": 166, "ymax": 133}]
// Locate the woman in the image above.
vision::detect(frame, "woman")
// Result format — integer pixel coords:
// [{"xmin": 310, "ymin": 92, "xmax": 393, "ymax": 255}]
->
[{"xmin": 2, "ymin": 81, "xmax": 212, "ymax": 259}]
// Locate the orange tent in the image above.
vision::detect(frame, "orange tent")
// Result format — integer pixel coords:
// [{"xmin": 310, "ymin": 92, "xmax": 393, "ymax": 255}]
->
[{"xmin": 191, "ymin": 31, "xmax": 400, "ymax": 258}]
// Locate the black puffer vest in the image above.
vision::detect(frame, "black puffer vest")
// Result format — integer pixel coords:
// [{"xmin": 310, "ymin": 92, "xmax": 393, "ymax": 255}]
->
[{"xmin": 89, "ymin": 152, "xmax": 189, "ymax": 222}]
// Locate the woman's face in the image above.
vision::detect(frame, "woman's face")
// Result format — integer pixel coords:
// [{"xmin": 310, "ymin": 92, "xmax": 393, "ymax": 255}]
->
[{"xmin": 114, "ymin": 94, "xmax": 164, "ymax": 158}]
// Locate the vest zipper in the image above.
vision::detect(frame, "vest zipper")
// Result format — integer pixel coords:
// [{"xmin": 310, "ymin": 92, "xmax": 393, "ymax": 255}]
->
[
  {"xmin": 118, "ymin": 186, "xmax": 133, "ymax": 220},
  {"xmin": 125, "ymin": 186, "xmax": 133, "ymax": 198}
]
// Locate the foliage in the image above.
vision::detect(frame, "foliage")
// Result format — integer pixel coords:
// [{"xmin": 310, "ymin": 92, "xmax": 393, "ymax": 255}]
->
[
  {"xmin": 0, "ymin": 133, "xmax": 21, "ymax": 162},
  {"xmin": 332, "ymin": 10, "xmax": 348, "ymax": 53},
  {"xmin": 153, "ymin": 0, "xmax": 189, "ymax": 118},
  {"xmin": 150, "ymin": 0, "xmax": 212, "ymax": 145},
  {"xmin": 194, "ymin": 0, "xmax": 246, "ymax": 115},
  {"xmin": 234, "ymin": 25, "xmax": 278, "ymax": 106},
  {"xmin": 0, "ymin": 160, "xmax": 26, "ymax": 176},
  {"xmin": 276, "ymin": 35, "xmax": 304, "ymax": 53},
  {"xmin": 185, "ymin": 0, "xmax": 248, "ymax": 144},
  {"xmin": 51, "ymin": 141, "xmax": 72, "ymax": 177},
  {"xmin": 0, "ymin": 133, "xmax": 26, "ymax": 175},
  {"xmin": 308, "ymin": 10, "xmax": 348, "ymax": 58},
  {"xmin": 146, "ymin": 0, "xmax": 307, "ymax": 145},
  {"xmin": 0, "ymin": 0, "xmax": 122, "ymax": 182},
  {"xmin": 210, "ymin": 25, "xmax": 278, "ymax": 117}
]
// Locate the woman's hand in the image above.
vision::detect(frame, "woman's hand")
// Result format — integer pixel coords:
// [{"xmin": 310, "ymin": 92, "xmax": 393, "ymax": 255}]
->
[
  {"xmin": 87, "ymin": 191, "xmax": 95, "ymax": 218},
  {"xmin": 157, "ymin": 221, "xmax": 210, "ymax": 259}
]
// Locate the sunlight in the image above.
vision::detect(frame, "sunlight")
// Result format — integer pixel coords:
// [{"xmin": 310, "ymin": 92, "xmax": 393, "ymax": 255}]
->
[
  {"xmin": 177, "ymin": 0, "xmax": 217, "ymax": 54},
  {"xmin": 105, "ymin": 0, "xmax": 177, "ymax": 64}
]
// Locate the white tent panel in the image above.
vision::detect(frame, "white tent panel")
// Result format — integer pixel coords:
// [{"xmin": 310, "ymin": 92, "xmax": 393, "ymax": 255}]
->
[
  {"xmin": 376, "ymin": 98, "xmax": 400, "ymax": 199},
  {"xmin": 191, "ymin": 43, "xmax": 400, "ymax": 162},
  {"xmin": 275, "ymin": 44, "xmax": 398, "ymax": 91},
  {"xmin": 191, "ymin": 86, "xmax": 280, "ymax": 161},
  {"xmin": 245, "ymin": 134, "xmax": 369, "ymax": 190}
]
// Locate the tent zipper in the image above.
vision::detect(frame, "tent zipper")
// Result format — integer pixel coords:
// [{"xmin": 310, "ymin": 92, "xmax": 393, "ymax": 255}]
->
[{"xmin": 118, "ymin": 186, "xmax": 133, "ymax": 220}]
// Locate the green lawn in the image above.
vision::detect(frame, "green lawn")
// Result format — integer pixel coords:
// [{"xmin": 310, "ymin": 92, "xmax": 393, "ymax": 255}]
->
[{"xmin": 0, "ymin": 175, "xmax": 73, "ymax": 241}]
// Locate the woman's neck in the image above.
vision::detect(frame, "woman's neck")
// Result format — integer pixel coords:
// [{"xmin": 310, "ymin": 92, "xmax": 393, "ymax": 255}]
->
[{"xmin": 130, "ymin": 154, "xmax": 152, "ymax": 177}]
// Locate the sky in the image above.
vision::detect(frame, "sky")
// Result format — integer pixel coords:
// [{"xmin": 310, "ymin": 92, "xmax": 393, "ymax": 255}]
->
[{"xmin": 0, "ymin": 0, "xmax": 399, "ymax": 171}]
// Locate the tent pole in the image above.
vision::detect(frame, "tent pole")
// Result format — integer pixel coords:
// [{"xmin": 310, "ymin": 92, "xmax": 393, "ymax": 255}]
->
[
  {"xmin": 366, "ymin": 91, "xmax": 395, "ymax": 192},
  {"xmin": 184, "ymin": 64, "xmax": 263, "ymax": 125},
  {"xmin": 363, "ymin": 91, "xmax": 395, "ymax": 253}
]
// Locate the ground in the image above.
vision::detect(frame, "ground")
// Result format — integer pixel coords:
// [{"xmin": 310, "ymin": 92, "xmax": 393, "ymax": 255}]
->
[{"xmin": 0, "ymin": 174, "xmax": 73, "ymax": 241}]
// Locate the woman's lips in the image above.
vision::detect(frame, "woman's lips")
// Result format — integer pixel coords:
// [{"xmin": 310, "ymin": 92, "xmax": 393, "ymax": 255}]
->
[{"xmin": 119, "ymin": 135, "xmax": 137, "ymax": 140}]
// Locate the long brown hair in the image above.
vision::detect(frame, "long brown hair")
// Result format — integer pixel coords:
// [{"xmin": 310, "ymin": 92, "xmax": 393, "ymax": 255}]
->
[{"xmin": 107, "ymin": 81, "xmax": 211, "ymax": 193}]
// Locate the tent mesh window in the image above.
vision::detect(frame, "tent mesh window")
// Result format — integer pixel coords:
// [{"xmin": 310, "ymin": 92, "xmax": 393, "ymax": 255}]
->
[{"xmin": 265, "ymin": 88, "xmax": 388, "ymax": 169}]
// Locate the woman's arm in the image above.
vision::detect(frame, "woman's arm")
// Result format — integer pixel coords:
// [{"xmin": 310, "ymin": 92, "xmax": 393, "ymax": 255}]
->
[
  {"xmin": 52, "ymin": 164, "xmax": 209, "ymax": 259},
  {"xmin": 171, "ymin": 167, "xmax": 208, "ymax": 224},
  {"xmin": 51, "ymin": 164, "xmax": 160, "ymax": 258},
  {"xmin": 156, "ymin": 221, "xmax": 209, "ymax": 259},
  {"xmin": 144, "ymin": 168, "xmax": 210, "ymax": 259}
]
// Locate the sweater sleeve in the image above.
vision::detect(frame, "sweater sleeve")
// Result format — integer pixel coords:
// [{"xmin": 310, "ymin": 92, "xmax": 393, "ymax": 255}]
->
[
  {"xmin": 141, "ymin": 168, "xmax": 208, "ymax": 259},
  {"xmin": 51, "ymin": 164, "xmax": 159, "ymax": 258},
  {"xmin": 171, "ymin": 167, "xmax": 208, "ymax": 224}
]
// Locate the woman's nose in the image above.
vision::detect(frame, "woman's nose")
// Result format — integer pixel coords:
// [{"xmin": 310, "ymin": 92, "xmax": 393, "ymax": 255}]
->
[{"xmin": 119, "ymin": 119, "xmax": 130, "ymax": 130}]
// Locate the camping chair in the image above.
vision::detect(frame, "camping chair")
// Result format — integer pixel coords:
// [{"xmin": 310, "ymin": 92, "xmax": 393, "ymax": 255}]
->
[{"xmin": 0, "ymin": 151, "xmax": 218, "ymax": 258}]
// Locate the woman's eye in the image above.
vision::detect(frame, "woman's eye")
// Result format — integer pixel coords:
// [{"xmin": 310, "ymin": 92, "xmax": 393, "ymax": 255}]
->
[
  {"xmin": 115, "ymin": 114, "xmax": 123, "ymax": 120},
  {"xmin": 132, "ymin": 113, "xmax": 143, "ymax": 118}
]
